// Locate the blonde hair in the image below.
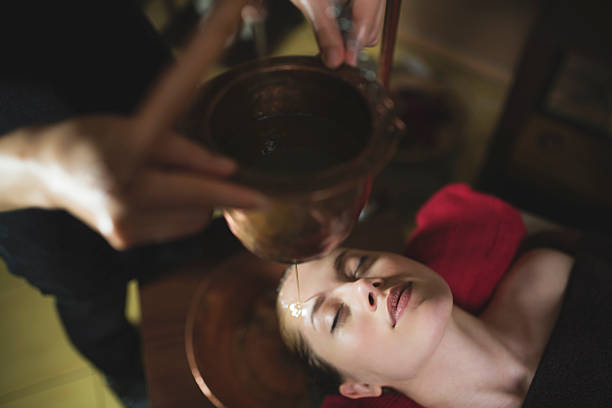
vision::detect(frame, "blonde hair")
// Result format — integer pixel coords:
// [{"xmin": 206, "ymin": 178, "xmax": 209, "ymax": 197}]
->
[{"xmin": 276, "ymin": 266, "xmax": 343, "ymax": 398}]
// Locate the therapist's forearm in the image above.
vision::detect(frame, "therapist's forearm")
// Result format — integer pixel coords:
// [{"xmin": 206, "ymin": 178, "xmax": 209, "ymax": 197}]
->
[{"xmin": 0, "ymin": 127, "xmax": 54, "ymax": 211}]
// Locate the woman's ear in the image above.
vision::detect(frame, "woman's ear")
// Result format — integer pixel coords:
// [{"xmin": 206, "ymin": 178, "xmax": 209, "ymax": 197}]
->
[{"xmin": 338, "ymin": 381, "xmax": 382, "ymax": 399}]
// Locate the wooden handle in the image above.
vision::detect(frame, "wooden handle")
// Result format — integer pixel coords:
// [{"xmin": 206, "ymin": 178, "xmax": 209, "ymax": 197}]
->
[{"xmin": 377, "ymin": 0, "xmax": 402, "ymax": 90}]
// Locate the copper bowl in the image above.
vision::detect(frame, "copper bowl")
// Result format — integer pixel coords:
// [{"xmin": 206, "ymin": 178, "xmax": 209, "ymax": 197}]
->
[
  {"xmin": 184, "ymin": 56, "xmax": 404, "ymax": 263},
  {"xmin": 185, "ymin": 252, "xmax": 311, "ymax": 408}
]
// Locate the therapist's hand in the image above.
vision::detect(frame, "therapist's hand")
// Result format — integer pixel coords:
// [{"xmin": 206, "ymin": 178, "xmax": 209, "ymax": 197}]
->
[
  {"xmin": 11, "ymin": 116, "xmax": 267, "ymax": 250},
  {"xmin": 291, "ymin": 0, "xmax": 385, "ymax": 68}
]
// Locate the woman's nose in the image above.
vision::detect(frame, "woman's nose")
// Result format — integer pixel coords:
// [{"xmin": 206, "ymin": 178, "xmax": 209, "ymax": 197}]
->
[{"xmin": 354, "ymin": 278, "xmax": 383, "ymax": 311}]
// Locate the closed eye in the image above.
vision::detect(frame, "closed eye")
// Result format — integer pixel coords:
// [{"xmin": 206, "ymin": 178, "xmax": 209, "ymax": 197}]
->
[
  {"xmin": 350, "ymin": 254, "xmax": 376, "ymax": 280},
  {"xmin": 354, "ymin": 255, "xmax": 368, "ymax": 277},
  {"xmin": 331, "ymin": 303, "xmax": 344, "ymax": 333}
]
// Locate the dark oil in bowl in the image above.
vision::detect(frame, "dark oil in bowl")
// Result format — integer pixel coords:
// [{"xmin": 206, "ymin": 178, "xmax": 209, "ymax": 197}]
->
[{"xmin": 229, "ymin": 113, "xmax": 364, "ymax": 177}]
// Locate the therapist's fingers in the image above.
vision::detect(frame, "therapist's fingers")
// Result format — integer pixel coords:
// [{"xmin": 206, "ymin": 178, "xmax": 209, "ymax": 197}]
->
[
  {"xmin": 149, "ymin": 132, "xmax": 237, "ymax": 177},
  {"xmin": 103, "ymin": 169, "xmax": 269, "ymax": 249},
  {"xmin": 242, "ymin": 0, "xmax": 267, "ymax": 22},
  {"xmin": 356, "ymin": 0, "xmax": 385, "ymax": 47},
  {"xmin": 345, "ymin": 0, "xmax": 385, "ymax": 66},
  {"xmin": 132, "ymin": 170, "xmax": 269, "ymax": 210},
  {"xmin": 292, "ymin": 0, "xmax": 345, "ymax": 68}
]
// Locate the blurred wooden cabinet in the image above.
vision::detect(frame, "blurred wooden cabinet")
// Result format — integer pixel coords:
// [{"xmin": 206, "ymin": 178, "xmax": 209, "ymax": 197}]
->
[{"xmin": 479, "ymin": 0, "xmax": 612, "ymax": 232}]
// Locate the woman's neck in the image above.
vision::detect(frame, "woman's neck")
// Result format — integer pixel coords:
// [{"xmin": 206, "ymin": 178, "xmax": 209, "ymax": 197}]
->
[
  {"xmin": 392, "ymin": 248, "xmax": 574, "ymax": 407},
  {"xmin": 395, "ymin": 307, "xmax": 533, "ymax": 408}
]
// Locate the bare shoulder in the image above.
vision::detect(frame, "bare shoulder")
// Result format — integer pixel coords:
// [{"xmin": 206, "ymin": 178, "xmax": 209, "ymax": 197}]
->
[
  {"xmin": 483, "ymin": 249, "xmax": 574, "ymax": 353},
  {"xmin": 509, "ymin": 249, "xmax": 574, "ymax": 300},
  {"xmin": 512, "ymin": 247, "xmax": 574, "ymax": 275},
  {"xmin": 490, "ymin": 249, "xmax": 573, "ymax": 304}
]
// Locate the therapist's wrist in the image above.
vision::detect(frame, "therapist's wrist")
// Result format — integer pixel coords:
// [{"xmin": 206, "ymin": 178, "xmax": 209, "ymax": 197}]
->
[{"xmin": 0, "ymin": 125, "xmax": 59, "ymax": 211}]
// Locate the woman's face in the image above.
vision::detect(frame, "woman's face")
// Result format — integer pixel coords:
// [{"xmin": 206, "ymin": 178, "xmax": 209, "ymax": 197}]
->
[{"xmin": 277, "ymin": 248, "xmax": 453, "ymax": 386}]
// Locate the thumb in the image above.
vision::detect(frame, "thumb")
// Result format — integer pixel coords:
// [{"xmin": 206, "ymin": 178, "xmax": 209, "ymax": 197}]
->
[{"xmin": 294, "ymin": 0, "xmax": 345, "ymax": 68}]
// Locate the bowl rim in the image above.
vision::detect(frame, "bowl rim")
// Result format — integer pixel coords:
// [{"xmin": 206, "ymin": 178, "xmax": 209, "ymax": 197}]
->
[
  {"xmin": 184, "ymin": 252, "xmax": 310, "ymax": 407},
  {"xmin": 183, "ymin": 56, "xmax": 404, "ymax": 199}
]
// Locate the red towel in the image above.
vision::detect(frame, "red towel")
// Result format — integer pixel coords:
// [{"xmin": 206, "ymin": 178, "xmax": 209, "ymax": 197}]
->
[{"xmin": 322, "ymin": 183, "xmax": 527, "ymax": 408}]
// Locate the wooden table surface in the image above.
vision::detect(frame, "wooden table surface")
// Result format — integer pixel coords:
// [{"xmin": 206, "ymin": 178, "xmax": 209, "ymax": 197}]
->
[{"xmin": 139, "ymin": 210, "xmax": 409, "ymax": 408}]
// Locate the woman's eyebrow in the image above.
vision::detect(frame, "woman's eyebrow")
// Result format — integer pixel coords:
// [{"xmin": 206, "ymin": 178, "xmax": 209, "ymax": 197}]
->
[
  {"xmin": 333, "ymin": 250, "xmax": 349, "ymax": 280},
  {"xmin": 310, "ymin": 294, "xmax": 326, "ymax": 328},
  {"xmin": 309, "ymin": 250, "xmax": 351, "ymax": 329}
]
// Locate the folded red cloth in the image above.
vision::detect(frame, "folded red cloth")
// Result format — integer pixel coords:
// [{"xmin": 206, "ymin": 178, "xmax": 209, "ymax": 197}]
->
[{"xmin": 322, "ymin": 183, "xmax": 527, "ymax": 408}]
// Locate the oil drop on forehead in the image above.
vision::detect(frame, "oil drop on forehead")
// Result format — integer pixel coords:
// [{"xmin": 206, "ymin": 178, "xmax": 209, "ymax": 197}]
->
[{"xmin": 289, "ymin": 263, "xmax": 303, "ymax": 318}]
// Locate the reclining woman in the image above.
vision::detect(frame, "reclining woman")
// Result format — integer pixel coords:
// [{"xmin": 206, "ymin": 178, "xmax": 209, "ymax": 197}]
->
[{"xmin": 276, "ymin": 185, "xmax": 612, "ymax": 408}]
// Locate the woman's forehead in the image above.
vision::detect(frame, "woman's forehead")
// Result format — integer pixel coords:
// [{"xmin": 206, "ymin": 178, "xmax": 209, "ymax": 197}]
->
[{"xmin": 278, "ymin": 249, "xmax": 342, "ymax": 303}]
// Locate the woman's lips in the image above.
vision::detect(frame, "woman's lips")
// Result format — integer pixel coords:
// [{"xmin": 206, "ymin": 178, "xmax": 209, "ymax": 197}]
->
[{"xmin": 387, "ymin": 282, "xmax": 413, "ymax": 328}]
